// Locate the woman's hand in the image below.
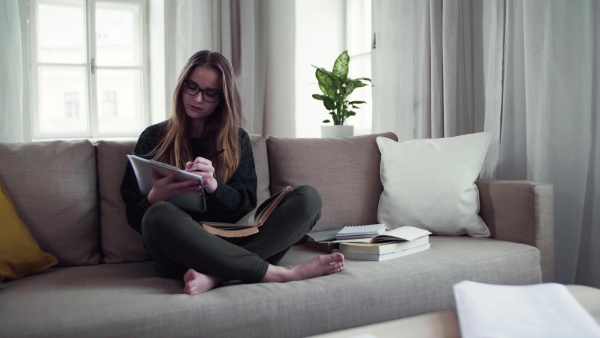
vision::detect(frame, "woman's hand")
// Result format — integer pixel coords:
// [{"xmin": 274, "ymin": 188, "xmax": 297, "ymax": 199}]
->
[
  {"xmin": 147, "ymin": 168, "xmax": 202, "ymax": 204},
  {"xmin": 184, "ymin": 157, "xmax": 218, "ymax": 194}
]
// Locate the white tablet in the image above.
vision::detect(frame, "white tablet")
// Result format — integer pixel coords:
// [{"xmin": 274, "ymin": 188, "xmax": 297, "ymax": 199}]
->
[{"xmin": 127, "ymin": 154, "xmax": 206, "ymax": 213}]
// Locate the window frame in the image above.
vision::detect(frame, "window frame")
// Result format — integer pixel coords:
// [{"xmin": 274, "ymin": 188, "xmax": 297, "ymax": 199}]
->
[{"xmin": 28, "ymin": 0, "xmax": 150, "ymax": 140}]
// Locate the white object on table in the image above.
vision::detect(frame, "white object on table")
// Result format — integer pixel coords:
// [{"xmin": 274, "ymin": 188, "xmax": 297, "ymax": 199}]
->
[{"xmin": 453, "ymin": 280, "xmax": 600, "ymax": 338}]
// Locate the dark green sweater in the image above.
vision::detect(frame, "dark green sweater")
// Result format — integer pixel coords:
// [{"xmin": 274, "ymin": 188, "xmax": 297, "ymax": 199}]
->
[{"xmin": 120, "ymin": 121, "xmax": 258, "ymax": 234}]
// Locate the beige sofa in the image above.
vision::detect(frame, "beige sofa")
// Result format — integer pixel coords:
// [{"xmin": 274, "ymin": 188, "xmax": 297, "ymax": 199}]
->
[{"xmin": 0, "ymin": 132, "xmax": 554, "ymax": 338}]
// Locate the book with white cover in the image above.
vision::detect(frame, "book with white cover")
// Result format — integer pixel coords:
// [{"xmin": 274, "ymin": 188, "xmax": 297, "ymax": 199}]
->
[
  {"xmin": 340, "ymin": 243, "xmax": 430, "ymax": 261},
  {"xmin": 453, "ymin": 281, "xmax": 600, "ymax": 338},
  {"xmin": 340, "ymin": 236, "xmax": 430, "ymax": 255},
  {"xmin": 334, "ymin": 225, "xmax": 431, "ymax": 243},
  {"xmin": 127, "ymin": 154, "xmax": 206, "ymax": 213}
]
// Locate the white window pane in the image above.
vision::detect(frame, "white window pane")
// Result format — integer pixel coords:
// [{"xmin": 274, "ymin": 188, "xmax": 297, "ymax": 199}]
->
[
  {"xmin": 96, "ymin": 69, "xmax": 143, "ymax": 134},
  {"xmin": 38, "ymin": 66, "xmax": 89, "ymax": 134},
  {"xmin": 95, "ymin": 2, "xmax": 142, "ymax": 66},
  {"xmin": 347, "ymin": 0, "xmax": 372, "ymax": 56},
  {"xmin": 38, "ymin": 1, "xmax": 86, "ymax": 64}
]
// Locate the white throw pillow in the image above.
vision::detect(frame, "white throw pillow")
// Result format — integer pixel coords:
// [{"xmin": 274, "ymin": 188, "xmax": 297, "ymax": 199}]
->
[{"xmin": 376, "ymin": 132, "xmax": 492, "ymax": 237}]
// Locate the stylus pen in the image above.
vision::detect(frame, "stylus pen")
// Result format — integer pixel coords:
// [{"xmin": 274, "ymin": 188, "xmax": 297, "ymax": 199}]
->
[{"xmin": 207, "ymin": 149, "xmax": 225, "ymax": 160}]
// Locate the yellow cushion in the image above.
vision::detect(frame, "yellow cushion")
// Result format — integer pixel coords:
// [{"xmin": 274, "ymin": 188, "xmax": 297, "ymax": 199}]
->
[{"xmin": 0, "ymin": 180, "xmax": 57, "ymax": 281}]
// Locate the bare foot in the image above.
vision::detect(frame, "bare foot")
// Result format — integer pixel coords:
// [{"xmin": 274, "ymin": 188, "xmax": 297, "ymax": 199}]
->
[
  {"xmin": 183, "ymin": 269, "xmax": 223, "ymax": 295},
  {"xmin": 262, "ymin": 252, "xmax": 345, "ymax": 283}
]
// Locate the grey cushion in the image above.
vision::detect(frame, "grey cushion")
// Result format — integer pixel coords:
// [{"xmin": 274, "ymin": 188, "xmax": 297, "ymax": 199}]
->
[
  {"xmin": 0, "ymin": 140, "xmax": 100, "ymax": 266},
  {"xmin": 249, "ymin": 134, "xmax": 270, "ymax": 205},
  {"xmin": 266, "ymin": 133, "xmax": 398, "ymax": 231},
  {"xmin": 0, "ymin": 236, "xmax": 541, "ymax": 338},
  {"xmin": 96, "ymin": 140, "xmax": 149, "ymax": 263},
  {"xmin": 234, "ymin": 135, "xmax": 271, "ymax": 225}
]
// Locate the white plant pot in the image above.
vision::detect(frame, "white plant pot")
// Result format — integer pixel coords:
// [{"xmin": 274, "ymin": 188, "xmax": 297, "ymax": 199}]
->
[{"xmin": 320, "ymin": 125, "xmax": 354, "ymax": 138}]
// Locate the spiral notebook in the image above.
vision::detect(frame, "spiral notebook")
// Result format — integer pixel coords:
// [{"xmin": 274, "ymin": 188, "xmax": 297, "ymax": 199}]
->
[{"xmin": 335, "ymin": 223, "xmax": 387, "ymax": 240}]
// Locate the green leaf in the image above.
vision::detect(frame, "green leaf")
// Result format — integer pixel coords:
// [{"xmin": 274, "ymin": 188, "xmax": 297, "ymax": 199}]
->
[
  {"xmin": 345, "ymin": 80, "xmax": 358, "ymax": 96},
  {"xmin": 345, "ymin": 79, "xmax": 371, "ymax": 96},
  {"xmin": 322, "ymin": 119, "xmax": 331, "ymax": 124},
  {"xmin": 312, "ymin": 94, "xmax": 324, "ymax": 101},
  {"xmin": 315, "ymin": 68, "xmax": 339, "ymax": 97},
  {"xmin": 332, "ymin": 51, "xmax": 349, "ymax": 79},
  {"xmin": 323, "ymin": 96, "xmax": 336, "ymax": 111},
  {"xmin": 349, "ymin": 100, "xmax": 366, "ymax": 105}
]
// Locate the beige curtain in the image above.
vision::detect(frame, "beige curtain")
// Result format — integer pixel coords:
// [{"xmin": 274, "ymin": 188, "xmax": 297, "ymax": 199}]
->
[
  {"xmin": 371, "ymin": 0, "xmax": 476, "ymax": 142},
  {"xmin": 164, "ymin": 0, "xmax": 296, "ymax": 137},
  {"xmin": 372, "ymin": 0, "xmax": 600, "ymax": 288}
]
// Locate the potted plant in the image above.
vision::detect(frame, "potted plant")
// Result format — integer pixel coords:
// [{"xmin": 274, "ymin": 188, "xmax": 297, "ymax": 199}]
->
[{"xmin": 312, "ymin": 50, "xmax": 371, "ymax": 138}]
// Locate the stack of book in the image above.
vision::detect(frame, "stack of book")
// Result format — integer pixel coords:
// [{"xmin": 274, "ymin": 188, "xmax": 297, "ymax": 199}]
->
[{"xmin": 335, "ymin": 225, "xmax": 432, "ymax": 261}]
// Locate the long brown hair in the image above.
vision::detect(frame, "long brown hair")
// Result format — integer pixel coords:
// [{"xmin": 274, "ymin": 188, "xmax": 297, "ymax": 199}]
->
[{"xmin": 153, "ymin": 50, "xmax": 242, "ymax": 182}]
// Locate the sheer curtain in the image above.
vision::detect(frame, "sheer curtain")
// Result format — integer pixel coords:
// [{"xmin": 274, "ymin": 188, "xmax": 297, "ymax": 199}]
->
[
  {"xmin": 372, "ymin": 0, "xmax": 600, "ymax": 288},
  {"xmin": 371, "ymin": 0, "xmax": 476, "ymax": 142},
  {"xmin": 0, "ymin": 0, "xmax": 27, "ymax": 142},
  {"xmin": 497, "ymin": 1, "xmax": 600, "ymax": 288},
  {"xmin": 164, "ymin": 0, "xmax": 293, "ymax": 137}
]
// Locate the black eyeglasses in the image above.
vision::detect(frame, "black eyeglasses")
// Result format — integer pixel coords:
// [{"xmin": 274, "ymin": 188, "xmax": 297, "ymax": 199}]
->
[{"xmin": 182, "ymin": 80, "xmax": 221, "ymax": 103}]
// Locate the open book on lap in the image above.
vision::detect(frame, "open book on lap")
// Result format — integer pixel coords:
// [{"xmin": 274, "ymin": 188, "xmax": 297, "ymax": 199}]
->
[
  {"xmin": 200, "ymin": 185, "xmax": 293, "ymax": 238},
  {"xmin": 201, "ymin": 223, "xmax": 260, "ymax": 238},
  {"xmin": 127, "ymin": 154, "xmax": 206, "ymax": 213}
]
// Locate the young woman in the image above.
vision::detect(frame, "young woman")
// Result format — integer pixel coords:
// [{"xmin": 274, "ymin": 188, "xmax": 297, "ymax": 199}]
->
[{"xmin": 121, "ymin": 50, "xmax": 344, "ymax": 295}]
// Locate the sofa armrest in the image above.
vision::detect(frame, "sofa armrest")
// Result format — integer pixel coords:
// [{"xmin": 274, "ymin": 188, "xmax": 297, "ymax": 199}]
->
[{"xmin": 476, "ymin": 180, "xmax": 554, "ymax": 282}]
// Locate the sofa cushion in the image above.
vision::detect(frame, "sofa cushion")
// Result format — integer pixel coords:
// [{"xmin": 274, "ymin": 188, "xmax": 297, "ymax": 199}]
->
[
  {"xmin": 96, "ymin": 140, "xmax": 150, "ymax": 263},
  {"xmin": 0, "ymin": 237, "xmax": 541, "ymax": 338},
  {"xmin": 0, "ymin": 140, "xmax": 100, "ymax": 266},
  {"xmin": 249, "ymin": 134, "xmax": 270, "ymax": 205},
  {"xmin": 235, "ymin": 134, "xmax": 271, "ymax": 224},
  {"xmin": 96, "ymin": 135, "xmax": 270, "ymax": 263},
  {"xmin": 376, "ymin": 133, "xmax": 492, "ymax": 237},
  {"xmin": 0, "ymin": 179, "xmax": 57, "ymax": 280},
  {"xmin": 266, "ymin": 133, "xmax": 397, "ymax": 232}
]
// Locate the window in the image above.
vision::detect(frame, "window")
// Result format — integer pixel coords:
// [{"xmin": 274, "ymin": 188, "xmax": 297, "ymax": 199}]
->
[
  {"xmin": 101, "ymin": 91, "xmax": 118, "ymax": 118},
  {"xmin": 64, "ymin": 92, "xmax": 80, "ymax": 118},
  {"xmin": 295, "ymin": 0, "xmax": 372, "ymax": 137},
  {"xmin": 346, "ymin": 0, "xmax": 373, "ymax": 136},
  {"xmin": 29, "ymin": 0, "xmax": 149, "ymax": 139}
]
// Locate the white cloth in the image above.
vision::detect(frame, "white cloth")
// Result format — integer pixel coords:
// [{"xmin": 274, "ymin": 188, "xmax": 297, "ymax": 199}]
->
[{"xmin": 454, "ymin": 281, "xmax": 600, "ymax": 338}]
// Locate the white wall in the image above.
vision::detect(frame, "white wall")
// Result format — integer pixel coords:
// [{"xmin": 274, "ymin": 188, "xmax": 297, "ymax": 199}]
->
[{"xmin": 295, "ymin": 0, "xmax": 346, "ymax": 138}]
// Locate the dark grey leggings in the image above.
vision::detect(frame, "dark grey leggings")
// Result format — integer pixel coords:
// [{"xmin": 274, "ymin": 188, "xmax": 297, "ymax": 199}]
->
[{"xmin": 141, "ymin": 185, "xmax": 322, "ymax": 283}]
